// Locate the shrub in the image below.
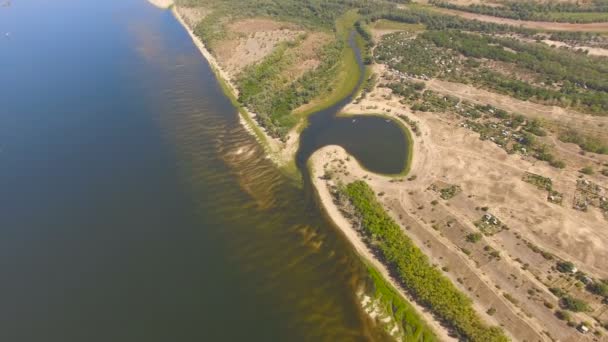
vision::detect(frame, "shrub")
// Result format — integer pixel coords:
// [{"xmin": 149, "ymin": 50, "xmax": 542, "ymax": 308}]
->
[
  {"xmin": 549, "ymin": 287, "xmax": 566, "ymax": 298},
  {"xmin": 556, "ymin": 261, "xmax": 575, "ymax": 273},
  {"xmin": 560, "ymin": 295, "xmax": 591, "ymax": 312},
  {"xmin": 587, "ymin": 281, "xmax": 608, "ymax": 297},
  {"xmin": 343, "ymin": 181, "xmax": 508, "ymax": 341},
  {"xmin": 580, "ymin": 166, "xmax": 594, "ymax": 175},
  {"xmin": 555, "ymin": 310, "xmax": 570, "ymax": 321},
  {"xmin": 466, "ymin": 233, "xmax": 483, "ymax": 243}
]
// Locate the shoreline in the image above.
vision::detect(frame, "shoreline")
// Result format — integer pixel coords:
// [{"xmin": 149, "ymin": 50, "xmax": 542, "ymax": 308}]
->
[
  {"xmin": 152, "ymin": 1, "xmax": 300, "ymax": 174},
  {"xmin": 147, "ymin": 0, "xmax": 173, "ymax": 9},
  {"xmin": 309, "ymin": 146, "xmax": 455, "ymax": 341}
]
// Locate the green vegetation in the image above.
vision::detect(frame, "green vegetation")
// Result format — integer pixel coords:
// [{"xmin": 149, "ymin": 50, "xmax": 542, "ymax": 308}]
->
[
  {"xmin": 557, "ymin": 261, "xmax": 576, "ymax": 273},
  {"xmin": 181, "ymin": 0, "xmax": 378, "ymax": 139},
  {"xmin": 587, "ymin": 280, "xmax": 608, "ymax": 298},
  {"xmin": 522, "ymin": 172, "xmax": 563, "ymax": 203},
  {"xmin": 475, "ymin": 213, "xmax": 507, "ymax": 236},
  {"xmin": 439, "ymin": 185, "xmax": 462, "ymax": 200},
  {"xmin": 555, "ymin": 310, "xmax": 571, "ymax": 321},
  {"xmin": 522, "ymin": 172, "xmax": 552, "ymax": 191},
  {"xmin": 372, "ymin": 19, "xmax": 425, "ymax": 31},
  {"xmin": 430, "ymin": 0, "xmax": 608, "ymax": 23},
  {"xmin": 550, "ymin": 287, "xmax": 567, "ymax": 298},
  {"xmin": 560, "ymin": 295, "xmax": 591, "ymax": 312},
  {"xmin": 294, "ymin": 10, "xmax": 365, "ymax": 118},
  {"xmin": 466, "ymin": 233, "xmax": 482, "ymax": 243},
  {"xmin": 377, "ymin": 30, "xmax": 608, "ymax": 115},
  {"xmin": 367, "ymin": 265, "xmax": 438, "ymax": 341},
  {"xmin": 580, "ymin": 166, "xmax": 595, "ymax": 175},
  {"xmin": 559, "ymin": 129, "xmax": 608, "ymax": 155},
  {"xmin": 237, "ymin": 37, "xmax": 348, "ymax": 138},
  {"xmin": 342, "ymin": 181, "xmax": 508, "ymax": 342},
  {"xmin": 397, "ymin": 114, "xmax": 421, "ymax": 137}
]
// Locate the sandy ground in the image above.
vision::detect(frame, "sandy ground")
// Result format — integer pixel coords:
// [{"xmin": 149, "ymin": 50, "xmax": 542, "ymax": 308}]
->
[
  {"xmin": 312, "ymin": 61, "xmax": 608, "ymax": 340},
  {"xmin": 310, "ymin": 146, "xmax": 457, "ymax": 342},
  {"xmin": 541, "ymin": 39, "xmax": 608, "ymax": 57},
  {"xmin": 214, "ymin": 19, "xmax": 304, "ymax": 77},
  {"xmin": 430, "ymin": 6, "xmax": 608, "ymax": 32},
  {"xmin": 147, "ymin": 0, "xmax": 173, "ymax": 9},
  {"xmin": 425, "ymin": 77, "xmax": 608, "ymax": 140},
  {"xmin": 166, "ymin": 5, "xmax": 300, "ymax": 168}
]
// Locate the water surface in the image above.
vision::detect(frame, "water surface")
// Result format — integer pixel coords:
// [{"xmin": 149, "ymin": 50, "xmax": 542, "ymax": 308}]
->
[{"xmin": 0, "ymin": 1, "xmax": 408, "ymax": 341}]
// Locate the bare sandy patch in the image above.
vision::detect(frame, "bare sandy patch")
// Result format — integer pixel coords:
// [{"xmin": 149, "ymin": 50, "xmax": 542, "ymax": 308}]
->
[
  {"xmin": 432, "ymin": 7, "xmax": 608, "ymax": 32},
  {"xmin": 425, "ymin": 78, "xmax": 608, "ymax": 139},
  {"xmin": 542, "ymin": 39, "xmax": 608, "ymax": 57},
  {"xmin": 310, "ymin": 146, "xmax": 457, "ymax": 342},
  {"xmin": 147, "ymin": 0, "xmax": 173, "ymax": 9},
  {"xmin": 212, "ymin": 19, "xmax": 305, "ymax": 77},
  {"xmin": 330, "ymin": 62, "xmax": 608, "ymax": 339},
  {"xmin": 176, "ymin": 6, "xmax": 210, "ymax": 27},
  {"xmin": 281, "ymin": 32, "xmax": 331, "ymax": 79}
]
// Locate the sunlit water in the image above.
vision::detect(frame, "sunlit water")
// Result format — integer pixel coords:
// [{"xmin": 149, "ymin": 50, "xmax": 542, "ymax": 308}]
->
[{"xmin": 0, "ymin": 1, "xmax": 408, "ymax": 341}]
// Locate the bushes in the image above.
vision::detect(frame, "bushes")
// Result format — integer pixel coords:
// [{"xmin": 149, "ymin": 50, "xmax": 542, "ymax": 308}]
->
[
  {"xmin": 559, "ymin": 130, "xmax": 608, "ymax": 155},
  {"xmin": 550, "ymin": 287, "xmax": 566, "ymax": 298},
  {"xmin": 555, "ymin": 310, "xmax": 570, "ymax": 321},
  {"xmin": 429, "ymin": 0, "xmax": 608, "ymax": 23},
  {"xmin": 379, "ymin": 29, "xmax": 608, "ymax": 115},
  {"xmin": 556, "ymin": 261, "xmax": 575, "ymax": 273},
  {"xmin": 587, "ymin": 281, "xmax": 608, "ymax": 298},
  {"xmin": 237, "ymin": 39, "xmax": 348, "ymax": 139},
  {"xmin": 343, "ymin": 181, "xmax": 508, "ymax": 342},
  {"xmin": 466, "ymin": 233, "xmax": 482, "ymax": 243},
  {"xmin": 560, "ymin": 295, "xmax": 591, "ymax": 312}
]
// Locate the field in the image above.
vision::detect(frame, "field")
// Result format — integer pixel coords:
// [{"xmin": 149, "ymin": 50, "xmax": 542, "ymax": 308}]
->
[{"xmin": 325, "ymin": 3, "xmax": 608, "ymax": 339}]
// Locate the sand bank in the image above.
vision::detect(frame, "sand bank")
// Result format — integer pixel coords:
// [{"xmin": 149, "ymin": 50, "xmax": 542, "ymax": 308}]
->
[
  {"xmin": 147, "ymin": 0, "xmax": 173, "ymax": 9},
  {"xmin": 309, "ymin": 146, "xmax": 457, "ymax": 341},
  {"xmin": 147, "ymin": 0, "xmax": 298, "ymax": 170}
]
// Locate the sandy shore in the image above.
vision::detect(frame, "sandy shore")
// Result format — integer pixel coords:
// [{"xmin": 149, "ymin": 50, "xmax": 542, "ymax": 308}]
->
[
  {"xmin": 147, "ymin": 0, "xmax": 173, "ymax": 9},
  {"xmin": 309, "ymin": 146, "xmax": 457, "ymax": 341},
  {"xmin": 147, "ymin": 0, "xmax": 298, "ymax": 169},
  {"xmin": 316, "ymin": 59, "xmax": 607, "ymax": 340}
]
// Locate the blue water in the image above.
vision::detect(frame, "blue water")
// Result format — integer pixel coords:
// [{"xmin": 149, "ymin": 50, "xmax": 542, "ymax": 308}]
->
[{"xmin": 0, "ymin": 1, "xmax": 405, "ymax": 341}]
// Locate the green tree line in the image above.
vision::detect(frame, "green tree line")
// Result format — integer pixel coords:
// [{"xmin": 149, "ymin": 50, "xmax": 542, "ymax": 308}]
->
[{"xmin": 343, "ymin": 181, "xmax": 509, "ymax": 342}]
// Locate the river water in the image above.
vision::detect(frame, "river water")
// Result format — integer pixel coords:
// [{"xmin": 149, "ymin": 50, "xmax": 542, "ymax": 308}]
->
[{"xmin": 0, "ymin": 1, "xmax": 408, "ymax": 341}]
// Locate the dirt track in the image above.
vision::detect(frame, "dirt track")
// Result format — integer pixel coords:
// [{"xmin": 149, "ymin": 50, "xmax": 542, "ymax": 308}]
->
[{"xmin": 433, "ymin": 7, "xmax": 608, "ymax": 32}]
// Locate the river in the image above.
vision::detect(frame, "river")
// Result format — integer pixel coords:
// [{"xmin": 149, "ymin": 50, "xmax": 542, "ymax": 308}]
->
[{"xmin": 0, "ymin": 0, "xmax": 408, "ymax": 341}]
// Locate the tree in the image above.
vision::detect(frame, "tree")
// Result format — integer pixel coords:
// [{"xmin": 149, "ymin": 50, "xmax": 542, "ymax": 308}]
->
[
  {"xmin": 557, "ymin": 261, "xmax": 575, "ymax": 273},
  {"xmin": 561, "ymin": 295, "xmax": 590, "ymax": 312}
]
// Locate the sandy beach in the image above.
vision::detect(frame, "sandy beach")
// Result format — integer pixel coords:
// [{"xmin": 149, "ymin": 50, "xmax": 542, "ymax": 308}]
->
[
  {"xmin": 311, "ymin": 57, "xmax": 608, "ymax": 340},
  {"xmin": 309, "ymin": 146, "xmax": 459, "ymax": 341},
  {"xmin": 147, "ymin": 0, "xmax": 298, "ymax": 169},
  {"xmin": 147, "ymin": 0, "xmax": 173, "ymax": 9}
]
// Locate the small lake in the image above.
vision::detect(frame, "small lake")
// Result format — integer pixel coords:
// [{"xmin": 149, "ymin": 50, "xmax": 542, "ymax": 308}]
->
[
  {"xmin": 0, "ymin": 1, "xmax": 409, "ymax": 341},
  {"xmin": 297, "ymin": 33, "xmax": 409, "ymax": 176}
]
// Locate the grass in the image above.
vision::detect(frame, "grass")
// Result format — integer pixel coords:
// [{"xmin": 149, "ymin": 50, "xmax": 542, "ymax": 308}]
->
[
  {"xmin": 366, "ymin": 264, "xmax": 438, "ymax": 341},
  {"xmin": 343, "ymin": 181, "xmax": 508, "ymax": 341},
  {"xmin": 372, "ymin": 19, "xmax": 425, "ymax": 31},
  {"xmin": 294, "ymin": 10, "xmax": 364, "ymax": 119},
  {"xmin": 212, "ymin": 54, "xmax": 301, "ymax": 180}
]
